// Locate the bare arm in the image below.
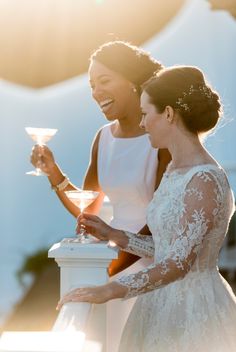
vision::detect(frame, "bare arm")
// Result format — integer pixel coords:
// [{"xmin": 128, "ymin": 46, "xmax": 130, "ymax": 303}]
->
[{"xmin": 31, "ymin": 129, "xmax": 105, "ymax": 217}]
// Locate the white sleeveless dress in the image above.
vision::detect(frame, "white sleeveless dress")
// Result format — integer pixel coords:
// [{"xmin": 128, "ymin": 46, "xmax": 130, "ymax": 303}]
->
[{"xmin": 97, "ymin": 122, "xmax": 158, "ymax": 352}]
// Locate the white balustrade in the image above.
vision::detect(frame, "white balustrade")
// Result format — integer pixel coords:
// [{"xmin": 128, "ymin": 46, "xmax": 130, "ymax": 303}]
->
[{"xmin": 48, "ymin": 239, "xmax": 118, "ymax": 352}]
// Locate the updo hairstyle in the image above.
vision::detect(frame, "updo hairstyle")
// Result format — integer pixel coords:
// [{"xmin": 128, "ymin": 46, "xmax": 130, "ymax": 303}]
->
[
  {"xmin": 143, "ymin": 66, "xmax": 222, "ymax": 134},
  {"xmin": 90, "ymin": 41, "xmax": 163, "ymax": 94}
]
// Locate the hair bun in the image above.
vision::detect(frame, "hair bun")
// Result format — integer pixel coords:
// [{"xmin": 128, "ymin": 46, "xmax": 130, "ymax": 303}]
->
[{"xmin": 143, "ymin": 66, "xmax": 222, "ymax": 134}]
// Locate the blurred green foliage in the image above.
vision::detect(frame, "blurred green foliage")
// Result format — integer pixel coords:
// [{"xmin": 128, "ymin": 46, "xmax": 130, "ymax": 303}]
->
[{"xmin": 17, "ymin": 248, "xmax": 51, "ymax": 287}]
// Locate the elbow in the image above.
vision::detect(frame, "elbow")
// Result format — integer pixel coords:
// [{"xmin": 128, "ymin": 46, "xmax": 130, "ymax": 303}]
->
[
  {"xmin": 174, "ymin": 257, "xmax": 196, "ymax": 281},
  {"xmin": 161, "ymin": 258, "xmax": 194, "ymax": 285}
]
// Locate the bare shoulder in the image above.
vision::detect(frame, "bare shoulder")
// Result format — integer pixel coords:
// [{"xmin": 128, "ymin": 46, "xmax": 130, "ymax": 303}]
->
[
  {"xmin": 82, "ymin": 128, "xmax": 104, "ymax": 190},
  {"xmin": 91, "ymin": 127, "xmax": 103, "ymax": 156}
]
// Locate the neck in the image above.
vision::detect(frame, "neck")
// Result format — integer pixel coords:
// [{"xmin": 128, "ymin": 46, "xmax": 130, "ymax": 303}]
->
[
  {"xmin": 167, "ymin": 130, "xmax": 210, "ymax": 170},
  {"xmin": 113, "ymin": 104, "xmax": 145, "ymax": 138}
]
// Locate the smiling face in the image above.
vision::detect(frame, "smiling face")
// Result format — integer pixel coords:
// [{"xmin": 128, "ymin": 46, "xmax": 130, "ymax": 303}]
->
[
  {"xmin": 140, "ymin": 91, "xmax": 171, "ymax": 149},
  {"xmin": 88, "ymin": 59, "xmax": 139, "ymax": 121}
]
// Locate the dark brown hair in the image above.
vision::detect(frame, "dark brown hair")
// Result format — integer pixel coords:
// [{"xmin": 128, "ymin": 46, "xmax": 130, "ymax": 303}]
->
[
  {"xmin": 143, "ymin": 66, "xmax": 222, "ymax": 134},
  {"xmin": 90, "ymin": 41, "xmax": 163, "ymax": 94}
]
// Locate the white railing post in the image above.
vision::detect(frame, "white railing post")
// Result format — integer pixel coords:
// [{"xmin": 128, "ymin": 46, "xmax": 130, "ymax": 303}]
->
[{"xmin": 48, "ymin": 240, "xmax": 117, "ymax": 352}]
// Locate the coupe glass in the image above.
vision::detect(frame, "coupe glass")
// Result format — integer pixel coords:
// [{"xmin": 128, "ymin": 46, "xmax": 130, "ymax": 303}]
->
[
  {"xmin": 65, "ymin": 190, "xmax": 99, "ymax": 243},
  {"xmin": 25, "ymin": 127, "xmax": 58, "ymax": 176}
]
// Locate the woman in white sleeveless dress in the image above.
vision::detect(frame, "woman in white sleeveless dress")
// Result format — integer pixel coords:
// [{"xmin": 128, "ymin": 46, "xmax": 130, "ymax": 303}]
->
[
  {"xmin": 31, "ymin": 41, "xmax": 170, "ymax": 350},
  {"xmin": 59, "ymin": 66, "xmax": 236, "ymax": 352}
]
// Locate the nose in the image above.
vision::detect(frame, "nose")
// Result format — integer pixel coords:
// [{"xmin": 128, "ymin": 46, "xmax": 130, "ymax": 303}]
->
[
  {"xmin": 91, "ymin": 84, "xmax": 104, "ymax": 101},
  {"xmin": 139, "ymin": 116, "xmax": 146, "ymax": 130}
]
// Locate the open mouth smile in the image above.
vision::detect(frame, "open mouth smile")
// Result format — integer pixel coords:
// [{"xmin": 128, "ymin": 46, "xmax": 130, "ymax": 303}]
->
[{"xmin": 99, "ymin": 99, "xmax": 114, "ymax": 112}]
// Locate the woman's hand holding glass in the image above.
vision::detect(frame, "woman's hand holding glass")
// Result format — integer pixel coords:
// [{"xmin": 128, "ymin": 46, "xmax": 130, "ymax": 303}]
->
[
  {"xmin": 76, "ymin": 213, "xmax": 128, "ymax": 248},
  {"xmin": 30, "ymin": 144, "xmax": 56, "ymax": 176}
]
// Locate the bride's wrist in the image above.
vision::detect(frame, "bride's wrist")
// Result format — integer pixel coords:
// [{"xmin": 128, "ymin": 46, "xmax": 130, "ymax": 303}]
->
[
  {"xmin": 108, "ymin": 281, "xmax": 128, "ymax": 299},
  {"xmin": 109, "ymin": 230, "xmax": 129, "ymax": 248}
]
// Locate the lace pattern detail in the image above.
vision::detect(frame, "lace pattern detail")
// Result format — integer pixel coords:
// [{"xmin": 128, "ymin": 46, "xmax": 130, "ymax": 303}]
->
[
  {"xmin": 117, "ymin": 263, "xmax": 165, "ymax": 299},
  {"xmin": 120, "ymin": 231, "xmax": 155, "ymax": 258},
  {"xmin": 116, "ymin": 167, "xmax": 234, "ymax": 299}
]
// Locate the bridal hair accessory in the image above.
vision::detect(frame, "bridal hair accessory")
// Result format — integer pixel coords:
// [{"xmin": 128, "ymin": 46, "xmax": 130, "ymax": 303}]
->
[
  {"xmin": 176, "ymin": 84, "xmax": 213, "ymax": 112},
  {"xmin": 176, "ymin": 97, "xmax": 190, "ymax": 112}
]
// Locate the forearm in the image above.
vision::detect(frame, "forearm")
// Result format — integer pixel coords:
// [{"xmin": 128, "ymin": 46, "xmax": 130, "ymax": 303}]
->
[
  {"xmin": 47, "ymin": 163, "xmax": 82, "ymax": 217},
  {"xmin": 108, "ymin": 229, "xmax": 154, "ymax": 258},
  {"xmin": 116, "ymin": 254, "xmax": 193, "ymax": 299},
  {"xmin": 109, "ymin": 230, "xmax": 129, "ymax": 248},
  {"xmin": 106, "ymin": 281, "xmax": 129, "ymax": 300},
  {"xmin": 48, "ymin": 163, "xmax": 68, "ymax": 188},
  {"xmin": 80, "ymin": 215, "xmax": 153, "ymax": 256}
]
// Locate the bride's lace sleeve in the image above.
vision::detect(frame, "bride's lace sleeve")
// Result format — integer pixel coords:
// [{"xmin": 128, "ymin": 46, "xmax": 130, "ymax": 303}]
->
[
  {"xmin": 116, "ymin": 171, "xmax": 223, "ymax": 299},
  {"xmin": 118, "ymin": 231, "xmax": 155, "ymax": 258}
]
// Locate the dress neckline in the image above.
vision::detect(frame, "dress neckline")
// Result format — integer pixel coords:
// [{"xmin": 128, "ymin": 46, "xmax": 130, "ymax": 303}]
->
[{"xmin": 164, "ymin": 162, "xmax": 222, "ymax": 177}]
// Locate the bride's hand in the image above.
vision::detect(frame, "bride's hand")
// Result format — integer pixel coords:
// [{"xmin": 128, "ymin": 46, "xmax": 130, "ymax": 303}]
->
[
  {"xmin": 56, "ymin": 282, "xmax": 128, "ymax": 309},
  {"xmin": 76, "ymin": 213, "xmax": 114, "ymax": 241}
]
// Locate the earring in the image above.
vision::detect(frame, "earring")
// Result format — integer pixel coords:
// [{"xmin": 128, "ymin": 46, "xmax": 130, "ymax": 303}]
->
[{"xmin": 132, "ymin": 86, "xmax": 137, "ymax": 93}]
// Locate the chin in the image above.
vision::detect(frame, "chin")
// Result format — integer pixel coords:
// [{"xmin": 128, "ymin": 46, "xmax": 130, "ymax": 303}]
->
[
  {"xmin": 148, "ymin": 136, "xmax": 157, "ymax": 148},
  {"xmin": 149, "ymin": 137, "xmax": 164, "ymax": 149},
  {"xmin": 103, "ymin": 112, "xmax": 117, "ymax": 121},
  {"xmin": 105, "ymin": 116, "xmax": 116, "ymax": 122}
]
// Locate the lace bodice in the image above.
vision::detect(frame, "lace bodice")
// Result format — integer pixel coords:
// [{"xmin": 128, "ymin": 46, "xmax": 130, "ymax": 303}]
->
[{"xmin": 116, "ymin": 164, "xmax": 235, "ymax": 298}]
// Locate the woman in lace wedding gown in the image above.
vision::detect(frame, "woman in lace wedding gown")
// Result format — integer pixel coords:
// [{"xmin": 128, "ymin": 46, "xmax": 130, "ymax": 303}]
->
[
  {"xmin": 117, "ymin": 163, "xmax": 236, "ymax": 351},
  {"xmin": 58, "ymin": 66, "xmax": 236, "ymax": 351}
]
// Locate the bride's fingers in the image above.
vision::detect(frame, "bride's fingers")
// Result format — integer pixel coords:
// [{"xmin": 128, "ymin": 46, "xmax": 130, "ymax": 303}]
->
[
  {"xmin": 56, "ymin": 289, "xmax": 93, "ymax": 309},
  {"xmin": 80, "ymin": 219, "xmax": 97, "ymax": 227},
  {"xmin": 56, "ymin": 291, "xmax": 79, "ymax": 309},
  {"xmin": 82, "ymin": 213, "xmax": 101, "ymax": 222},
  {"xmin": 77, "ymin": 214, "xmax": 102, "ymax": 228},
  {"xmin": 79, "ymin": 219, "xmax": 99, "ymax": 232},
  {"xmin": 80, "ymin": 221, "xmax": 107, "ymax": 239}
]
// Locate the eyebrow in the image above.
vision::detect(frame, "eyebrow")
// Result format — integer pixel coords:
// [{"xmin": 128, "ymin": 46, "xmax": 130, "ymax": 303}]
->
[{"xmin": 89, "ymin": 74, "xmax": 111, "ymax": 83}]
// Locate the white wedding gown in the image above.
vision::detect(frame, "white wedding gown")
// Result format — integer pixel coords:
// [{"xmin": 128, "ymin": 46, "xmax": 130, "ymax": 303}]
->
[{"xmin": 116, "ymin": 164, "xmax": 236, "ymax": 352}]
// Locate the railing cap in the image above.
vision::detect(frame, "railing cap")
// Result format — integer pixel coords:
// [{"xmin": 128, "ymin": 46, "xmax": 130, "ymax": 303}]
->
[{"xmin": 48, "ymin": 239, "xmax": 118, "ymax": 260}]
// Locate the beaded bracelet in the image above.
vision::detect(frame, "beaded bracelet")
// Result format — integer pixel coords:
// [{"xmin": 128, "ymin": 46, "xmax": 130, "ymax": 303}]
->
[{"xmin": 51, "ymin": 175, "xmax": 70, "ymax": 192}]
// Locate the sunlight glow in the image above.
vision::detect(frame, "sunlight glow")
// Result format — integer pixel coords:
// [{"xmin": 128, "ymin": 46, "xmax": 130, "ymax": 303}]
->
[
  {"xmin": 0, "ymin": 331, "xmax": 88, "ymax": 352},
  {"xmin": 108, "ymin": 240, "xmax": 117, "ymax": 247}
]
